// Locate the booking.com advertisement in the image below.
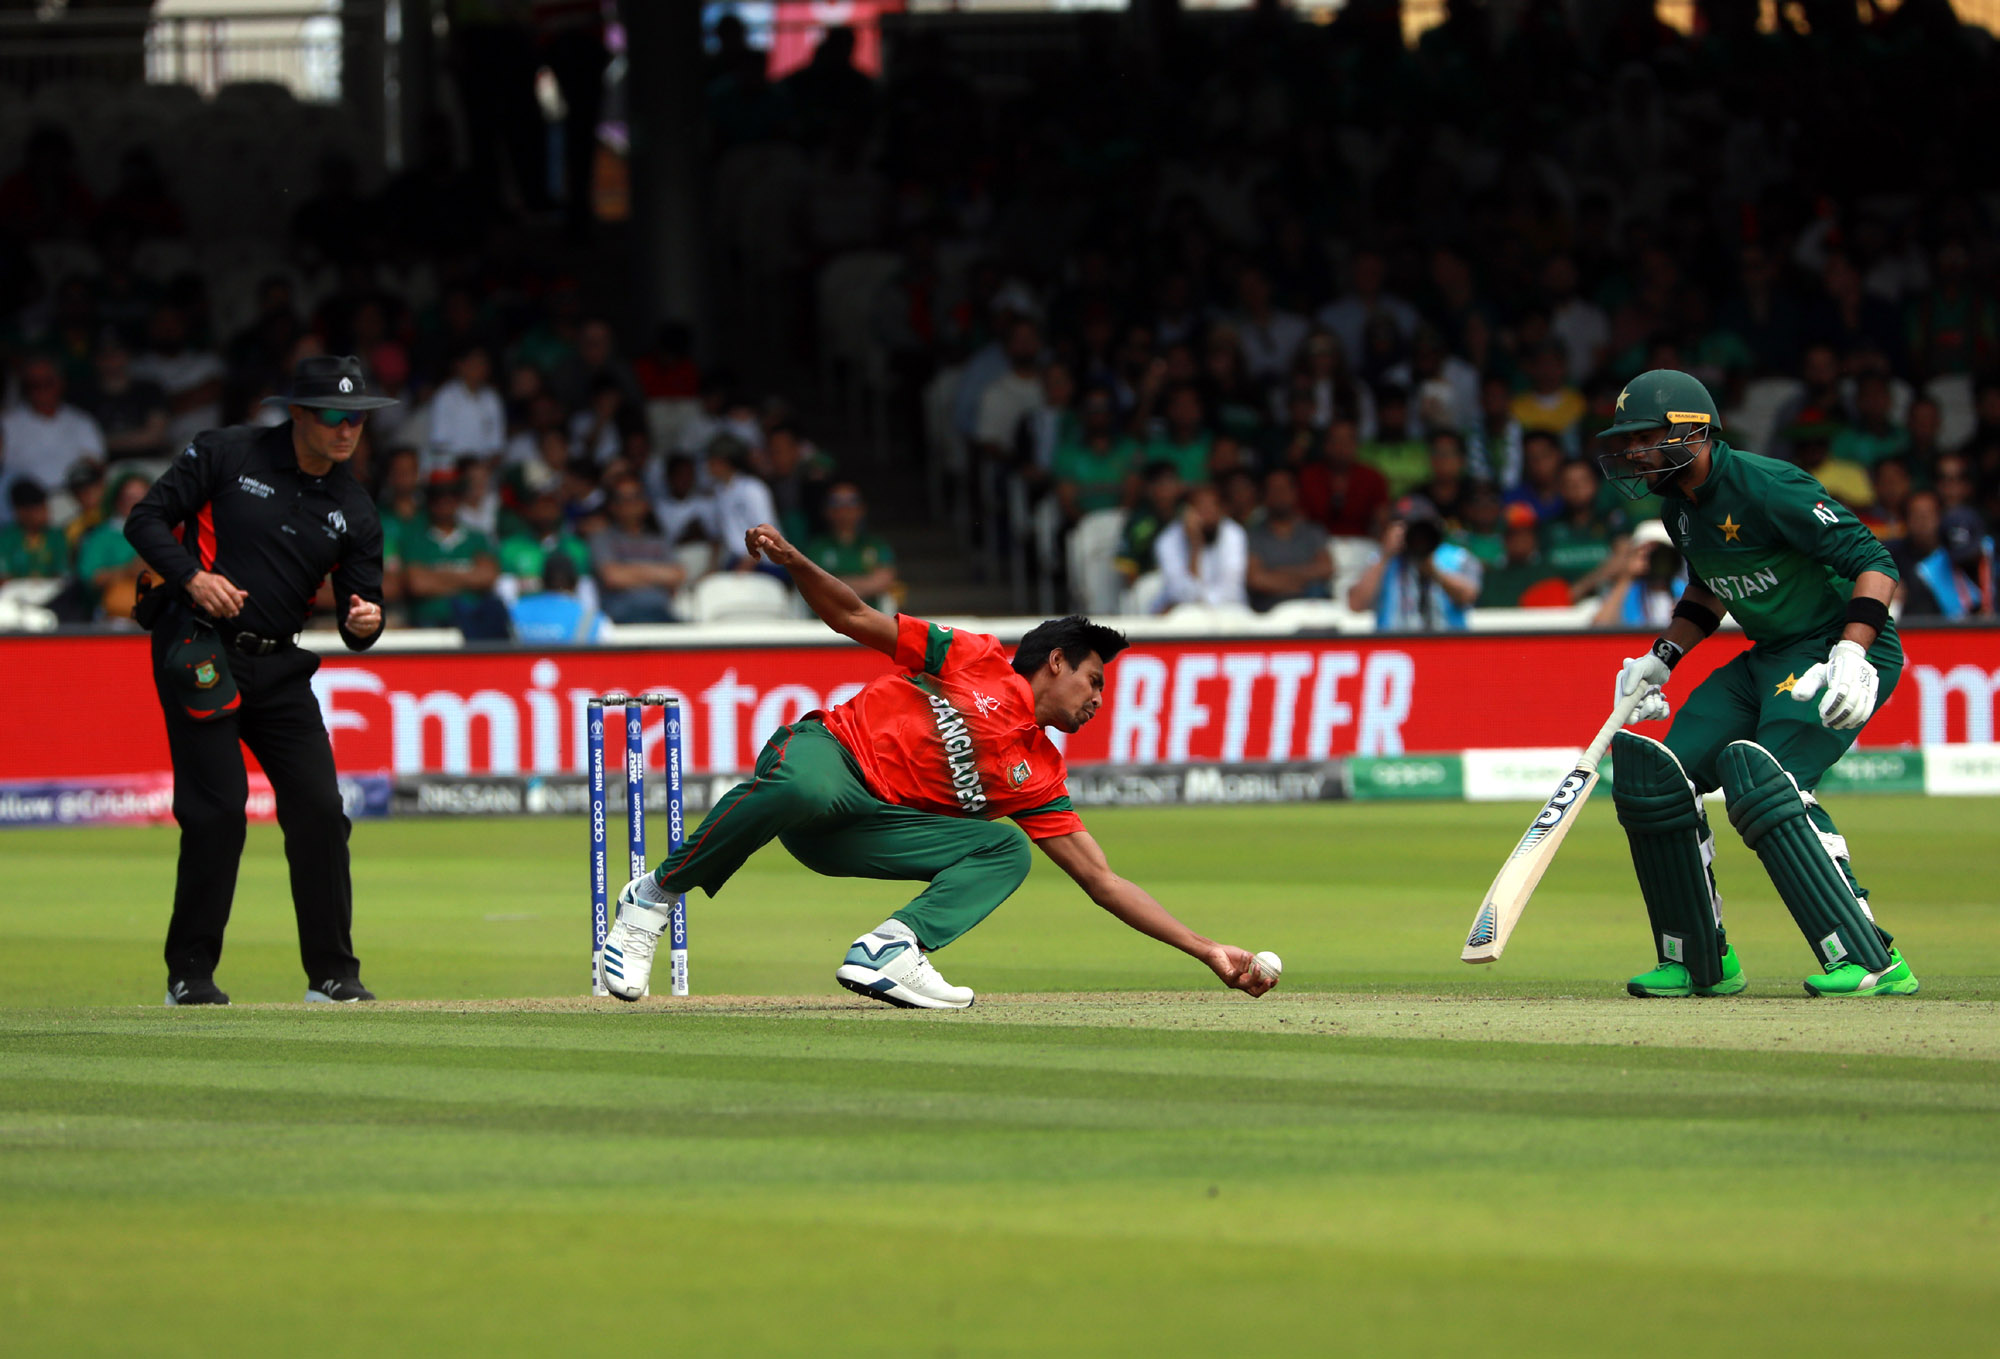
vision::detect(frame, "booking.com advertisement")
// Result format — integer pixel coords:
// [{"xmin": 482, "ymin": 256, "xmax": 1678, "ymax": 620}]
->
[{"xmin": 6, "ymin": 627, "xmax": 2000, "ymax": 825}]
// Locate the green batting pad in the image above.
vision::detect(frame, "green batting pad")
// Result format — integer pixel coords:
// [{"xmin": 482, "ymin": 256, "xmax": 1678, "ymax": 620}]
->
[
  {"xmin": 1612, "ymin": 732, "xmax": 1724, "ymax": 987},
  {"xmin": 1721, "ymin": 740, "xmax": 1892, "ymax": 972}
]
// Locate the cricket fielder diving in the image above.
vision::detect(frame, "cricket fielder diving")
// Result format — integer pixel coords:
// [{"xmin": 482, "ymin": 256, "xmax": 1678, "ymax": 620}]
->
[
  {"xmin": 1597, "ymin": 368, "xmax": 1919, "ymax": 999},
  {"xmin": 596, "ymin": 522, "xmax": 1279, "ymax": 1008}
]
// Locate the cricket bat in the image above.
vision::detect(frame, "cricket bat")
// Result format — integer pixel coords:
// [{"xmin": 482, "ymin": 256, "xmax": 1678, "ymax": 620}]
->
[{"xmin": 1460, "ymin": 687, "xmax": 1647, "ymax": 964}]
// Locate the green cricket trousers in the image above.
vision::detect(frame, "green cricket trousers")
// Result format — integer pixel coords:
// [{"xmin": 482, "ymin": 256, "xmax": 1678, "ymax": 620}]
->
[{"xmin": 650, "ymin": 718, "xmax": 1033, "ymax": 950}]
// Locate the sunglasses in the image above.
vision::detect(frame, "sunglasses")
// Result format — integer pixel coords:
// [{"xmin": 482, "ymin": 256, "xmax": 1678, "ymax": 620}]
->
[{"xmin": 313, "ymin": 408, "xmax": 368, "ymax": 428}]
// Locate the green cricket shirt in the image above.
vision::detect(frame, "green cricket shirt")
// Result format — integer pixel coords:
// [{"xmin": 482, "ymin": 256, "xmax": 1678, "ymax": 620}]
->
[
  {"xmin": 1659, "ymin": 441, "xmax": 1899, "ymax": 650},
  {"xmin": 0, "ymin": 523, "xmax": 68, "ymax": 578}
]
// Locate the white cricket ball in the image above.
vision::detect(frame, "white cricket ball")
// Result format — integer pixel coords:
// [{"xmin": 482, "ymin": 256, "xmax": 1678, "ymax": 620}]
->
[{"xmin": 1253, "ymin": 951, "xmax": 1283, "ymax": 981}]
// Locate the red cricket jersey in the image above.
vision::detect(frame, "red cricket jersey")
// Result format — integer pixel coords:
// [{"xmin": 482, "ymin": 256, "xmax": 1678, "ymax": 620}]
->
[{"xmin": 818, "ymin": 615, "xmax": 1085, "ymax": 841}]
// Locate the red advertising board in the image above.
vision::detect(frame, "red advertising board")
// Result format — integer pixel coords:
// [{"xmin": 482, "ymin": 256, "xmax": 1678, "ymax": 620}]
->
[{"xmin": 8, "ymin": 627, "xmax": 2000, "ymax": 781}]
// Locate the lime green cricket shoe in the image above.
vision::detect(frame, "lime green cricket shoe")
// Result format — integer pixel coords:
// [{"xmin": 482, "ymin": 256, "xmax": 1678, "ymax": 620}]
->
[
  {"xmin": 1803, "ymin": 947, "xmax": 1920, "ymax": 998},
  {"xmin": 1626, "ymin": 944, "xmax": 1745, "ymax": 998}
]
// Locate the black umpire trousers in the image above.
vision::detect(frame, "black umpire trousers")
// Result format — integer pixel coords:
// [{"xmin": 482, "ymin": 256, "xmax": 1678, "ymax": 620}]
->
[{"xmin": 150, "ymin": 614, "xmax": 359, "ymax": 983}]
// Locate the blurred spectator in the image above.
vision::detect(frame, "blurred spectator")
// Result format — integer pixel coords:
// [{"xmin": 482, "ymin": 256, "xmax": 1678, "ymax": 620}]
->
[
  {"xmin": 456, "ymin": 455, "xmax": 502, "ymax": 537},
  {"xmin": 1934, "ymin": 454, "xmax": 1991, "ymax": 578},
  {"xmin": 954, "ymin": 290, "xmax": 1039, "ymax": 445},
  {"xmin": 1052, "ymin": 386, "xmax": 1138, "ymax": 523},
  {"xmin": 1200, "ymin": 327, "xmax": 1270, "ymax": 444},
  {"xmin": 705, "ymin": 435, "xmax": 779, "ymax": 570},
  {"xmin": 499, "ymin": 485, "xmax": 590, "ymax": 589},
  {"xmin": 647, "ymin": 452, "xmax": 713, "ymax": 548},
  {"xmin": 1510, "ymin": 342, "xmax": 1586, "ymax": 448},
  {"xmin": 1890, "ymin": 490, "xmax": 1989, "ymax": 620},
  {"xmin": 1231, "ymin": 265, "xmax": 1308, "ymax": 385},
  {"xmin": 1115, "ymin": 461, "xmax": 1185, "ymax": 586},
  {"xmin": 1904, "ymin": 395, "xmax": 1947, "ymax": 471},
  {"xmin": 1155, "ymin": 481, "xmax": 1249, "ymax": 612},
  {"xmin": 1544, "ymin": 256, "xmax": 1609, "ymax": 385},
  {"xmin": 1319, "ymin": 248, "xmax": 1419, "ymax": 367},
  {"xmin": 973, "ymin": 318, "xmax": 1047, "ymax": 463},
  {"xmin": 1807, "ymin": 252, "xmax": 1901, "ymax": 365},
  {"xmin": 1286, "ymin": 329, "xmax": 1375, "ymax": 435},
  {"xmin": 1143, "ymin": 383, "xmax": 1215, "ymax": 484},
  {"xmin": 1244, "ymin": 468, "xmax": 1332, "ymax": 612},
  {"xmin": 1347, "ymin": 496, "xmax": 1479, "ymax": 630},
  {"xmin": 634, "ymin": 322, "xmax": 701, "ymax": 400},
  {"xmin": 1414, "ymin": 430, "xmax": 1473, "ymax": 528},
  {"xmin": 1788, "ymin": 423, "xmax": 1873, "ymax": 509},
  {"xmin": 1359, "ymin": 385, "xmax": 1428, "ymax": 494},
  {"xmin": 508, "ymin": 551, "xmax": 607, "ymax": 644},
  {"xmin": 805, "ymin": 483, "xmax": 900, "ymax": 605},
  {"xmin": 1455, "ymin": 482, "xmax": 1506, "ymax": 567},
  {"xmin": 1861, "ymin": 457, "xmax": 1914, "ymax": 540},
  {"xmin": 568, "ymin": 376, "xmax": 628, "ymax": 465},
  {"xmin": 1831, "ymin": 372, "xmax": 1909, "ymax": 468},
  {"xmin": 375, "ymin": 446, "xmax": 426, "ymax": 562},
  {"xmin": 590, "ymin": 475, "xmax": 686, "ymax": 624},
  {"xmin": 765, "ymin": 423, "xmax": 833, "ymax": 543},
  {"xmin": 0, "ymin": 125, "xmax": 96, "ymax": 240},
  {"xmin": 1716, "ymin": 242, "xmax": 1803, "ymax": 379},
  {"xmin": 61, "ymin": 458, "xmax": 105, "ymax": 554},
  {"xmin": 1769, "ymin": 345, "xmax": 1846, "ymax": 461},
  {"xmin": 1216, "ymin": 466, "xmax": 1258, "ymax": 527},
  {"xmin": 129, "ymin": 305, "xmax": 225, "ymax": 452},
  {"xmin": 0, "ymin": 480, "xmax": 67, "ymax": 580},
  {"xmin": 1477, "ymin": 503, "xmax": 1556, "ymax": 608},
  {"xmin": 2, "ymin": 356, "xmax": 105, "ymax": 505},
  {"xmin": 1591, "ymin": 521, "xmax": 1687, "ymax": 628},
  {"xmin": 401, "ymin": 474, "xmax": 507, "ymax": 639},
  {"xmin": 1906, "ymin": 240, "xmax": 1997, "ymax": 378},
  {"xmin": 1299, "ymin": 417, "xmax": 1390, "ymax": 538},
  {"xmin": 73, "ymin": 470, "xmax": 151, "ymax": 621},
  {"xmin": 1467, "ymin": 373, "xmax": 1524, "ymax": 486},
  {"xmin": 553, "ymin": 318, "xmax": 641, "ymax": 411},
  {"xmin": 1503, "ymin": 432, "xmax": 1567, "ymax": 521},
  {"xmin": 1543, "ymin": 460, "xmax": 1623, "ymax": 596},
  {"xmin": 81, "ymin": 338, "xmax": 170, "ymax": 464},
  {"xmin": 1387, "ymin": 326, "xmax": 1479, "ymax": 437},
  {"xmin": 428, "ymin": 344, "xmax": 507, "ymax": 468}
]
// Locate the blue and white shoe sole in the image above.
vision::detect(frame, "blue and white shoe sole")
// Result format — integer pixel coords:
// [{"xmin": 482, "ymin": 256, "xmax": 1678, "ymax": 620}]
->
[{"xmin": 833, "ymin": 964, "xmax": 972, "ymax": 1010}]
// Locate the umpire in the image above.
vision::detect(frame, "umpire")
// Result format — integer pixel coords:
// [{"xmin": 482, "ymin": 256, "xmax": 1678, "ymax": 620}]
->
[{"xmin": 125, "ymin": 355, "xmax": 393, "ymax": 1006}]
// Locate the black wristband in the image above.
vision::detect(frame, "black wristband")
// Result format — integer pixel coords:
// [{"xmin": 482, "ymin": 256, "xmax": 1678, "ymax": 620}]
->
[
  {"xmin": 1844, "ymin": 595, "xmax": 1890, "ymax": 636},
  {"xmin": 1650, "ymin": 637, "xmax": 1685, "ymax": 671},
  {"xmin": 1672, "ymin": 599, "xmax": 1723, "ymax": 637}
]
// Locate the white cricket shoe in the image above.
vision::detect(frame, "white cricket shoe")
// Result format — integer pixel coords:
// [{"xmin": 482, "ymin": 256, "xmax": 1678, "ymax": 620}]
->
[
  {"xmin": 834, "ymin": 925, "xmax": 974, "ymax": 1010},
  {"xmin": 599, "ymin": 877, "xmax": 670, "ymax": 1001}
]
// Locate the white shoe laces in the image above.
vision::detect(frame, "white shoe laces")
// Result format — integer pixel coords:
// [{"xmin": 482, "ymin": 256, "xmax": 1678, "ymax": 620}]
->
[{"xmin": 616, "ymin": 921, "xmax": 660, "ymax": 961}]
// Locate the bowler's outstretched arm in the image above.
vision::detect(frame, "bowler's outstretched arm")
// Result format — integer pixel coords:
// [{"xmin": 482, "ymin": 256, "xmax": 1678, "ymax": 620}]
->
[
  {"xmin": 745, "ymin": 523, "xmax": 898, "ymax": 656},
  {"xmin": 1037, "ymin": 829, "xmax": 1274, "ymax": 996}
]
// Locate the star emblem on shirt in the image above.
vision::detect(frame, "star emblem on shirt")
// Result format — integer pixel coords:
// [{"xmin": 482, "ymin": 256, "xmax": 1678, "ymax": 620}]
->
[
  {"xmin": 1718, "ymin": 514, "xmax": 1742, "ymax": 541},
  {"xmin": 1775, "ymin": 673, "xmax": 1798, "ymax": 695}
]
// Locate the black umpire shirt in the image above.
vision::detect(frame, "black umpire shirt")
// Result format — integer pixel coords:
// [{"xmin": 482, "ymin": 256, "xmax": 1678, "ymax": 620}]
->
[{"xmin": 125, "ymin": 422, "xmax": 386, "ymax": 648}]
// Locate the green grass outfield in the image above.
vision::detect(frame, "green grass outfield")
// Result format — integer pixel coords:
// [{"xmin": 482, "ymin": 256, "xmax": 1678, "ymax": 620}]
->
[{"xmin": 4, "ymin": 797, "xmax": 1998, "ymax": 1357}]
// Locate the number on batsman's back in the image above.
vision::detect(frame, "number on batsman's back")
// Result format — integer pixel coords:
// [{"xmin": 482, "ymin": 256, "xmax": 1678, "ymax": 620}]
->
[{"xmin": 1461, "ymin": 689, "xmax": 1645, "ymax": 964}]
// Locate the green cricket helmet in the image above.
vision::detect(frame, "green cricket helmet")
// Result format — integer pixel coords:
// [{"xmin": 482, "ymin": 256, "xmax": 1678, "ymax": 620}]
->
[{"xmin": 1596, "ymin": 368, "xmax": 1719, "ymax": 500}]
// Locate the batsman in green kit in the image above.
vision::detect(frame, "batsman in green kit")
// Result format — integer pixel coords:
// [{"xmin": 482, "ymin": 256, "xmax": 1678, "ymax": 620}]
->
[{"xmin": 1596, "ymin": 369, "xmax": 1919, "ymax": 999}]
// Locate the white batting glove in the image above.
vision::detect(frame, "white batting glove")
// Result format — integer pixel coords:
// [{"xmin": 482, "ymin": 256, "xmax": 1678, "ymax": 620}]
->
[
  {"xmin": 1615, "ymin": 651, "xmax": 1672, "ymax": 725},
  {"xmin": 1791, "ymin": 639, "xmax": 1878, "ymax": 730}
]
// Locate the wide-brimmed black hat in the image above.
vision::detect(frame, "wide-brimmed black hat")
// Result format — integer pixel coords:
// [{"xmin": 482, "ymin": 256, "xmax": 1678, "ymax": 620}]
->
[{"xmin": 261, "ymin": 354, "xmax": 399, "ymax": 412}]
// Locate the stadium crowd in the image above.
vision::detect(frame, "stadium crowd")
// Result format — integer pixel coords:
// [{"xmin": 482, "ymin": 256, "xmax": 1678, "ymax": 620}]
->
[{"xmin": 1, "ymin": 0, "xmax": 1997, "ymax": 636}]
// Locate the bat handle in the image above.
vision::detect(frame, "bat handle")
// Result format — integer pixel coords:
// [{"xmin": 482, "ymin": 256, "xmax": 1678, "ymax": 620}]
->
[{"xmin": 1579, "ymin": 686, "xmax": 1648, "ymax": 775}]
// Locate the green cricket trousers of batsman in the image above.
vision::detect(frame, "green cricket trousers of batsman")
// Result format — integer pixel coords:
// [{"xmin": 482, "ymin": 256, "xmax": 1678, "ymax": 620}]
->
[
  {"xmin": 647, "ymin": 718, "xmax": 1033, "ymax": 950},
  {"xmin": 1614, "ymin": 628, "xmax": 1903, "ymax": 986}
]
